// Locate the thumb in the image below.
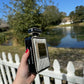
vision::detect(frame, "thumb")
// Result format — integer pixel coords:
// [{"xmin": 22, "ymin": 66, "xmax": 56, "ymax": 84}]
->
[{"xmin": 21, "ymin": 49, "xmax": 30, "ymax": 65}]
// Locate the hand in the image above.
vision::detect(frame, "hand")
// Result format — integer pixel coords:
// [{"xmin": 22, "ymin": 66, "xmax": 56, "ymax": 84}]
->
[{"xmin": 13, "ymin": 49, "xmax": 36, "ymax": 84}]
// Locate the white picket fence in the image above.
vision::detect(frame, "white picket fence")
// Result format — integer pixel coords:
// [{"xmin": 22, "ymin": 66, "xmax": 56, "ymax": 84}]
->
[{"xmin": 0, "ymin": 52, "xmax": 84, "ymax": 84}]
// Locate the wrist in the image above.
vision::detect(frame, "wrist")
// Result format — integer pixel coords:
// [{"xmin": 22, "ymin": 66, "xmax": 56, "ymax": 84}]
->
[{"xmin": 13, "ymin": 77, "xmax": 25, "ymax": 84}]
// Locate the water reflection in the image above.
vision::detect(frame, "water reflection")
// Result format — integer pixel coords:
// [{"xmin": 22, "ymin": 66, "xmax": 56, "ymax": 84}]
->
[
  {"xmin": 2, "ymin": 40, "xmax": 12, "ymax": 46},
  {"xmin": 42, "ymin": 28, "xmax": 65, "ymax": 46},
  {"xmin": 44, "ymin": 26, "xmax": 84, "ymax": 48},
  {"xmin": 1, "ymin": 26, "xmax": 84, "ymax": 48}
]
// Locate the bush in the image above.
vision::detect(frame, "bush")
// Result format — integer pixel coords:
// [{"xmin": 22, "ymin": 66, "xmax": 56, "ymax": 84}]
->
[{"xmin": 0, "ymin": 33, "xmax": 5, "ymax": 44}]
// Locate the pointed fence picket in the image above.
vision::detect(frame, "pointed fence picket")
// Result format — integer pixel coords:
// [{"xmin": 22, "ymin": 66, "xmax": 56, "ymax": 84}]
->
[
  {"xmin": 0, "ymin": 52, "xmax": 20, "ymax": 84},
  {"xmin": 8, "ymin": 53, "xmax": 16, "ymax": 80},
  {"xmin": 0, "ymin": 52, "xmax": 84, "ymax": 84},
  {"xmin": 35, "ymin": 74, "xmax": 40, "ymax": 84},
  {"xmin": 0, "ymin": 57, "xmax": 8, "ymax": 84},
  {"xmin": 53, "ymin": 60, "xmax": 62, "ymax": 84},
  {"xmin": 43, "ymin": 69, "xmax": 50, "ymax": 84},
  {"xmin": 0, "ymin": 73, "xmax": 3, "ymax": 84},
  {"xmin": 2, "ymin": 52, "xmax": 12, "ymax": 84}
]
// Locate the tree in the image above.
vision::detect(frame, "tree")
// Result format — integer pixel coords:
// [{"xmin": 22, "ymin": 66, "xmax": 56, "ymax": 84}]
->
[
  {"xmin": 69, "ymin": 5, "xmax": 84, "ymax": 23},
  {"xmin": 75, "ymin": 6, "xmax": 84, "ymax": 21},
  {"xmin": 60, "ymin": 12, "xmax": 66, "ymax": 17},
  {"xmin": 42, "ymin": 6, "xmax": 63, "ymax": 26},
  {"xmin": 69, "ymin": 11, "xmax": 75, "ymax": 21},
  {"xmin": 6, "ymin": 0, "xmax": 44, "ymax": 45}
]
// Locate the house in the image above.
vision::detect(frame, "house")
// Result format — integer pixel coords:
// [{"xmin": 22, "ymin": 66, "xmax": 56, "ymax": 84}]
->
[
  {"xmin": 60, "ymin": 17, "xmax": 73, "ymax": 25},
  {"xmin": 0, "ymin": 21, "xmax": 9, "ymax": 31}
]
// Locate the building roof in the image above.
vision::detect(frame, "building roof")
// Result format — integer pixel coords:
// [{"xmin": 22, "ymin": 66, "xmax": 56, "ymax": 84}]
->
[
  {"xmin": 0, "ymin": 23, "xmax": 9, "ymax": 29},
  {"xmin": 62, "ymin": 17, "xmax": 72, "ymax": 23}
]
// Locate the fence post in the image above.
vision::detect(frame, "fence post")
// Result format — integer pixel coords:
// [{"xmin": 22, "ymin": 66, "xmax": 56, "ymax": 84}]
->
[
  {"xmin": 0, "ymin": 74, "xmax": 3, "ymax": 84},
  {"xmin": 67, "ymin": 61, "xmax": 75, "ymax": 84},
  {"xmin": 43, "ymin": 69, "xmax": 50, "ymax": 84},
  {"xmin": 15, "ymin": 54, "xmax": 20, "ymax": 64},
  {"xmin": 35, "ymin": 74, "xmax": 40, "ymax": 84},
  {"xmin": 83, "ymin": 63, "xmax": 84, "ymax": 84},
  {"xmin": 53, "ymin": 59, "xmax": 62, "ymax": 84},
  {"xmin": 83, "ymin": 63, "xmax": 84, "ymax": 78},
  {"xmin": 8, "ymin": 53, "xmax": 16, "ymax": 80},
  {"xmin": 0, "ymin": 57, "xmax": 8, "ymax": 84},
  {"xmin": 0, "ymin": 52, "xmax": 84, "ymax": 84},
  {"xmin": 0, "ymin": 62, "xmax": 3, "ymax": 84},
  {"xmin": 2, "ymin": 52, "xmax": 12, "ymax": 84}
]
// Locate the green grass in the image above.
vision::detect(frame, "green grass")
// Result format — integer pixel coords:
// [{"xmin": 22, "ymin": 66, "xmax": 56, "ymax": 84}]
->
[
  {"xmin": 58, "ymin": 24, "xmax": 74, "ymax": 27},
  {"xmin": 48, "ymin": 47, "xmax": 84, "ymax": 76},
  {"xmin": 47, "ymin": 22, "xmax": 84, "ymax": 29},
  {"xmin": 78, "ymin": 22, "xmax": 84, "ymax": 26},
  {"xmin": 46, "ymin": 24, "xmax": 74, "ymax": 29},
  {"xmin": 57, "ymin": 22, "xmax": 84, "ymax": 28},
  {"xmin": 0, "ymin": 45, "xmax": 25, "ymax": 60},
  {"xmin": 0, "ymin": 29, "xmax": 14, "ymax": 45}
]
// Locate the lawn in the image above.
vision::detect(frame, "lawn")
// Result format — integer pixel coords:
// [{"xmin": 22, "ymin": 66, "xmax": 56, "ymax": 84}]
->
[
  {"xmin": 47, "ymin": 22, "xmax": 84, "ymax": 29},
  {"xmin": 0, "ymin": 45, "xmax": 25, "ymax": 60}
]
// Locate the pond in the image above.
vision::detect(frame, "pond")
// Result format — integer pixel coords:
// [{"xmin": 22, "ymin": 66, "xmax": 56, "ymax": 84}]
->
[
  {"xmin": 42, "ymin": 26, "xmax": 84, "ymax": 48},
  {"xmin": 1, "ymin": 26, "xmax": 84, "ymax": 48},
  {"xmin": 2, "ymin": 40, "xmax": 12, "ymax": 46}
]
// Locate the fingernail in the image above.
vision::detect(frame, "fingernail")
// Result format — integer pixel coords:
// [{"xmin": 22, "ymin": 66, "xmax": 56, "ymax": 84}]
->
[{"xmin": 25, "ymin": 49, "xmax": 29, "ymax": 53}]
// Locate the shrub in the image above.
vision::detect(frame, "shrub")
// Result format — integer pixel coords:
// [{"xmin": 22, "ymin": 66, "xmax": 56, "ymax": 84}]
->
[{"xmin": 0, "ymin": 33, "xmax": 5, "ymax": 44}]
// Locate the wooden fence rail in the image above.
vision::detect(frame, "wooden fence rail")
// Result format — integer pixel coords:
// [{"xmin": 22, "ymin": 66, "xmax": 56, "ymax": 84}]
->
[{"xmin": 0, "ymin": 52, "xmax": 84, "ymax": 84}]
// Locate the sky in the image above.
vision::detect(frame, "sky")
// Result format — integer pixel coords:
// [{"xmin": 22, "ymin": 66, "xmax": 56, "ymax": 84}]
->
[
  {"xmin": 0, "ymin": 0, "xmax": 84, "ymax": 20},
  {"xmin": 55, "ymin": 0, "xmax": 84, "ymax": 15}
]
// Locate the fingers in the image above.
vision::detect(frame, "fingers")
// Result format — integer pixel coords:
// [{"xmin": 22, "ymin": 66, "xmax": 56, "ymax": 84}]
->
[
  {"xmin": 21, "ymin": 49, "xmax": 30, "ymax": 65},
  {"xmin": 30, "ymin": 74, "xmax": 36, "ymax": 80},
  {"xmin": 27, "ymin": 74, "xmax": 36, "ymax": 84}
]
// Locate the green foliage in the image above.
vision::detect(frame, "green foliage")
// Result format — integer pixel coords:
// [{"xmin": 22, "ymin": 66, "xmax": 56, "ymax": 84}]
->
[
  {"xmin": 0, "ymin": 30, "xmax": 13, "ymax": 45},
  {"xmin": 69, "ymin": 11, "xmax": 75, "ymax": 20},
  {"xmin": 42, "ymin": 6, "xmax": 63, "ymax": 26},
  {"xmin": 7, "ymin": 0, "xmax": 42, "ymax": 45},
  {"xmin": 69, "ymin": 5, "xmax": 84, "ymax": 23},
  {"xmin": 0, "ymin": 33, "xmax": 5, "ymax": 44}
]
